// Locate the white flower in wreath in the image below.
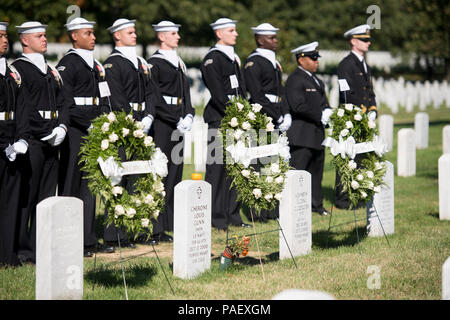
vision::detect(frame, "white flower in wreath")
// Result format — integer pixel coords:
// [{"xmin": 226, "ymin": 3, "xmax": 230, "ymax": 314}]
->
[
  {"xmin": 375, "ymin": 162, "xmax": 383, "ymax": 170},
  {"xmin": 337, "ymin": 109, "xmax": 345, "ymax": 117},
  {"xmin": 366, "ymin": 171, "xmax": 374, "ymax": 179},
  {"xmin": 357, "ymin": 174, "xmax": 364, "ymax": 181},
  {"xmin": 242, "ymin": 121, "xmax": 251, "ymax": 130},
  {"xmin": 253, "ymin": 172, "xmax": 260, "ymax": 177},
  {"xmin": 264, "ymin": 193, "xmax": 273, "ymax": 200},
  {"xmin": 374, "ymin": 186, "xmax": 381, "ymax": 193},
  {"xmin": 368, "ymin": 120, "xmax": 376, "ymax": 129},
  {"xmin": 135, "ymin": 121, "xmax": 145, "ymax": 130},
  {"xmin": 114, "ymin": 205, "xmax": 125, "ymax": 216},
  {"xmin": 274, "ymin": 193, "xmax": 282, "ymax": 201},
  {"xmin": 340, "ymin": 128, "xmax": 349, "ymax": 137},
  {"xmin": 275, "ymin": 176, "xmax": 284, "ymax": 184},
  {"xmin": 144, "ymin": 135, "xmax": 153, "ymax": 147},
  {"xmin": 361, "ymin": 191, "xmax": 367, "ymax": 198},
  {"xmin": 154, "ymin": 210, "xmax": 160, "ymax": 219},
  {"xmin": 112, "ymin": 186, "xmax": 123, "ymax": 196},
  {"xmin": 237, "ymin": 102, "xmax": 244, "ymax": 111},
  {"xmin": 266, "ymin": 176, "xmax": 273, "ymax": 183},
  {"xmin": 101, "ymin": 122, "xmax": 110, "ymax": 133},
  {"xmin": 126, "ymin": 208, "xmax": 136, "ymax": 218},
  {"xmin": 345, "ymin": 104, "xmax": 353, "ymax": 111},
  {"xmin": 135, "ymin": 199, "xmax": 142, "ymax": 206},
  {"xmin": 351, "ymin": 180, "xmax": 360, "ymax": 190},
  {"xmin": 155, "ymin": 180, "xmax": 165, "ymax": 193},
  {"xmin": 266, "ymin": 122, "xmax": 275, "ymax": 132},
  {"xmin": 229, "ymin": 117, "xmax": 239, "ymax": 127},
  {"xmin": 101, "ymin": 139, "xmax": 109, "ymax": 150},
  {"xmin": 122, "ymin": 128, "xmax": 130, "ymax": 137},
  {"xmin": 133, "ymin": 129, "xmax": 145, "ymax": 138},
  {"xmin": 125, "ymin": 114, "xmax": 134, "ymax": 122},
  {"xmin": 109, "ymin": 132, "xmax": 119, "ymax": 143},
  {"xmin": 354, "ymin": 113, "xmax": 362, "ymax": 121},
  {"xmin": 345, "ymin": 121, "xmax": 353, "ymax": 129},
  {"xmin": 247, "ymin": 111, "xmax": 256, "ymax": 121},
  {"xmin": 368, "ymin": 181, "xmax": 374, "ymax": 189},
  {"xmin": 141, "ymin": 218, "xmax": 150, "ymax": 227},
  {"xmin": 234, "ymin": 129, "xmax": 243, "ymax": 140},
  {"xmin": 252, "ymin": 103, "xmax": 263, "ymax": 113},
  {"xmin": 144, "ymin": 194, "xmax": 154, "ymax": 204},
  {"xmin": 252, "ymin": 188, "xmax": 262, "ymax": 199},
  {"xmin": 151, "ymin": 148, "xmax": 168, "ymax": 178},
  {"xmin": 348, "ymin": 160, "xmax": 357, "ymax": 170},
  {"xmin": 270, "ymin": 162, "xmax": 281, "ymax": 174},
  {"xmin": 107, "ymin": 112, "xmax": 117, "ymax": 122}
]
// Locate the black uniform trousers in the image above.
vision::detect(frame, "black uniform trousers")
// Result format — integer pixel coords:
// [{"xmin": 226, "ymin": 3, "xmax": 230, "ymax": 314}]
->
[
  {"xmin": 206, "ymin": 121, "xmax": 243, "ymax": 230},
  {"xmin": 58, "ymin": 126, "xmax": 97, "ymax": 247},
  {"xmin": 151, "ymin": 119, "xmax": 184, "ymax": 234},
  {"xmin": 0, "ymin": 151, "xmax": 22, "ymax": 266},
  {"xmin": 18, "ymin": 139, "xmax": 59, "ymax": 262},
  {"xmin": 290, "ymin": 146, "xmax": 325, "ymax": 212}
]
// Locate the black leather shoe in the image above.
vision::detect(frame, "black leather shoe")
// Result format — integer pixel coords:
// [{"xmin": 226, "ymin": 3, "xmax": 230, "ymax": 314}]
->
[
  {"xmin": 120, "ymin": 241, "xmax": 136, "ymax": 249},
  {"xmin": 239, "ymin": 223, "xmax": 252, "ymax": 228},
  {"xmin": 99, "ymin": 242, "xmax": 115, "ymax": 253},
  {"xmin": 159, "ymin": 232, "xmax": 173, "ymax": 242},
  {"xmin": 84, "ymin": 249, "xmax": 94, "ymax": 258},
  {"xmin": 313, "ymin": 208, "xmax": 329, "ymax": 216}
]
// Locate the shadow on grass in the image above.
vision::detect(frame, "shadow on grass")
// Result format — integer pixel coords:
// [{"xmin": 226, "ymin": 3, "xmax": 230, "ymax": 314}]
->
[
  {"xmin": 313, "ymin": 226, "xmax": 368, "ymax": 250},
  {"xmin": 85, "ymin": 262, "xmax": 158, "ymax": 288}
]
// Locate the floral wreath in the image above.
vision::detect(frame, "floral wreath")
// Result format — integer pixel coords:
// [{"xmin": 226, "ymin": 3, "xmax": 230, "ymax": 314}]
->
[
  {"xmin": 80, "ymin": 111, "xmax": 168, "ymax": 238},
  {"xmin": 220, "ymin": 96, "xmax": 291, "ymax": 214},
  {"xmin": 322, "ymin": 104, "xmax": 388, "ymax": 209}
]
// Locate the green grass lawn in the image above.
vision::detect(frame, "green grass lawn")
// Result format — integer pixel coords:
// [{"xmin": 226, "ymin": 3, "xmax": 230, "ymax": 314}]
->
[{"xmin": 1, "ymin": 106, "xmax": 449, "ymax": 300}]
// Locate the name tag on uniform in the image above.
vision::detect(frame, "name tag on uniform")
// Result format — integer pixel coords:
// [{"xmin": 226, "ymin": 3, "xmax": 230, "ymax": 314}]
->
[
  {"xmin": 99, "ymin": 81, "xmax": 111, "ymax": 98},
  {"xmin": 230, "ymin": 75, "xmax": 239, "ymax": 89},
  {"xmin": 305, "ymin": 88, "xmax": 317, "ymax": 92}
]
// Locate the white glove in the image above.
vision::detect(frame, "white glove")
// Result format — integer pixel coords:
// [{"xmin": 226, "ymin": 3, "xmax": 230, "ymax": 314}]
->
[
  {"xmin": 4, "ymin": 144, "xmax": 16, "ymax": 162},
  {"xmin": 141, "ymin": 116, "xmax": 153, "ymax": 134},
  {"xmin": 277, "ymin": 115, "xmax": 284, "ymax": 124},
  {"xmin": 41, "ymin": 125, "xmax": 67, "ymax": 146},
  {"xmin": 87, "ymin": 124, "xmax": 93, "ymax": 133},
  {"xmin": 278, "ymin": 114, "xmax": 292, "ymax": 132},
  {"xmin": 321, "ymin": 108, "xmax": 333, "ymax": 126},
  {"xmin": 368, "ymin": 111, "xmax": 377, "ymax": 121},
  {"xmin": 177, "ymin": 114, "xmax": 194, "ymax": 133},
  {"xmin": 13, "ymin": 139, "xmax": 28, "ymax": 154}
]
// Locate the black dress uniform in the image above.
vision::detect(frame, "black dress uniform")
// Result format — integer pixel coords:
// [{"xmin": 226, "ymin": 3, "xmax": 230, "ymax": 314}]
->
[
  {"xmin": 242, "ymin": 49, "xmax": 289, "ymax": 220},
  {"xmin": 200, "ymin": 46, "xmax": 247, "ymax": 230},
  {"xmin": 148, "ymin": 50, "xmax": 195, "ymax": 236},
  {"xmin": 12, "ymin": 55, "xmax": 68, "ymax": 262},
  {"xmin": 335, "ymin": 52, "xmax": 377, "ymax": 209},
  {"xmin": 103, "ymin": 49, "xmax": 159, "ymax": 243},
  {"xmin": 285, "ymin": 66, "xmax": 330, "ymax": 213},
  {"xmin": 0, "ymin": 61, "xmax": 27, "ymax": 266},
  {"xmin": 56, "ymin": 50, "xmax": 109, "ymax": 250}
]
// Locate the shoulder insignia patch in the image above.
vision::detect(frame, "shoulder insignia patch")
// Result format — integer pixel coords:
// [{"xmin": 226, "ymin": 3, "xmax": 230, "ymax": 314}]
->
[
  {"xmin": 104, "ymin": 63, "xmax": 113, "ymax": 69},
  {"xmin": 244, "ymin": 61, "xmax": 254, "ymax": 69},
  {"xmin": 57, "ymin": 66, "xmax": 66, "ymax": 72},
  {"xmin": 204, "ymin": 59, "xmax": 213, "ymax": 67}
]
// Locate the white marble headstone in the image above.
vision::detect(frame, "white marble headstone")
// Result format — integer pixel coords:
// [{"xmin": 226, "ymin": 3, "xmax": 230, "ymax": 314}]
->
[
  {"xmin": 397, "ymin": 128, "xmax": 416, "ymax": 177},
  {"xmin": 279, "ymin": 170, "xmax": 312, "ymax": 259},
  {"xmin": 443, "ymin": 125, "xmax": 450, "ymax": 155},
  {"xmin": 443, "ymin": 257, "xmax": 450, "ymax": 300},
  {"xmin": 173, "ymin": 180, "xmax": 211, "ymax": 279},
  {"xmin": 367, "ymin": 161, "xmax": 395, "ymax": 236},
  {"xmin": 439, "ymin": 154, "xmax": 450, "ymax": 220},
  {"xmin": 378, "ymin": 115, "xmax": 394, "ymax": 151},
  {"xmin": 36, "ymin": 197, "xmax": 83, "ymax": 300},
  {"xmin": 414, "ymin": 112, "xmax": 429, "ymax": 149}
]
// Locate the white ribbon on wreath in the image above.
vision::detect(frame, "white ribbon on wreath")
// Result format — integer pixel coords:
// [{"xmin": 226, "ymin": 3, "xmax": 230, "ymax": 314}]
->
[{"xmin": 322, "ymin": 135, "xmax": 388, "ymax": 159}]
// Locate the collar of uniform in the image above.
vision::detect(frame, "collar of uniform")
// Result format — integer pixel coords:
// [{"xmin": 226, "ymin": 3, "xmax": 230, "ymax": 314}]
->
[
  {"xmin": 0, "ymin": 57, "xmax": 5, "ymax": 76},
  {"xmin": 255, "ymin": 48, "xmax": 277, "ymax": 68},
  {"xmin": 158, "ymin": 49, "xmax": 179, "ymax": 68},
  {"xmin": 214, "ymin": 43, "xmax": 235, "ymax": 62},
  {"xmin": 72, "ymin": 48, "xmax": 94, "ymax": 69},
  {"xmin": 23, "ymin": 53, "xmax": 47, "ymax": 74},
  {"xmin": 115, "ymin": 46, "xmax": 138, "ymax": 69},
  {"xmin": 351, "ymin": 50, "xmax": 365, "ymax": 62},
  {"xmin": 298, "ymin": 65, "xmax": 312, "ymax": 77}
]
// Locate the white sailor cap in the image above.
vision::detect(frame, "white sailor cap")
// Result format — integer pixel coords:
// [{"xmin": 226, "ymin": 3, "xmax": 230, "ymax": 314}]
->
[
  {"xmin": 107, "ymin": 18, "xmax": 136, "ymax": 33},
  {"xmin": 344, "ymin": 24, "xmax": 371, "ymax": 40},
  {"xmin": 0, "ymin": 22, "xmax": 8, "ymax": 32},
  {"xmin": 210, "ymin": 18, "xmax": 237, "ymax": 30},
  {"xmin": 152, "ymin": 21, "xmax": 181, "ymax": 32},
  {"xmin": 16, "ymin": 21, "xmax": 48, "ymax": 34},
  {"xmin": 64, "ymin": 17, "xmax": 96, "ymax": 31},
  {"xmin": 291, "ymin": 41, "xmax": 321, "ymax": 59},
  {"xmin": 251, "ymin": 23, "xmax": 279, "ymax": 35}
]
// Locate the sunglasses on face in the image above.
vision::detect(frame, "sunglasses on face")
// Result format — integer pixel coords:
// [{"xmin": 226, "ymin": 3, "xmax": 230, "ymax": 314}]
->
[{"xmin": 357, "ymin": 38, "xmax": 371, "ymax": 43}]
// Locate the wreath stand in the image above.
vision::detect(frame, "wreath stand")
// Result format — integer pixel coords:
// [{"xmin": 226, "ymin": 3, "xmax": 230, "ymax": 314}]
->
[
  {"xmin": 89, "ymin": 206, "xmax": 175, "ymax": 299},
  {"xmin": 325, "ymin": 183, "xmax": 391, "ymax": 255},
  {"xmin": 224, "ymin": 207, "xmax": 298, "ymax": 280}
]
